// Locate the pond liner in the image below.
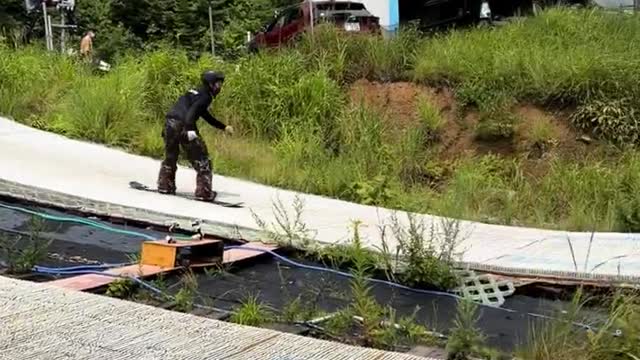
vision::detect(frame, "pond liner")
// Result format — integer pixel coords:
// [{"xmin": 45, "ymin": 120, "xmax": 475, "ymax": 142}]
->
[{"xmin": 187, "ymin": 256, "xmax": 607, "ymax": 352}]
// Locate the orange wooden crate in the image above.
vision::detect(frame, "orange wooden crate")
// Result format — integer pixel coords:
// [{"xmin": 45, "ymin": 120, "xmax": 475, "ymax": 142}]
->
[{"xmin": 141, "ymin": 239, "xmax": 223, "ymax": 268}]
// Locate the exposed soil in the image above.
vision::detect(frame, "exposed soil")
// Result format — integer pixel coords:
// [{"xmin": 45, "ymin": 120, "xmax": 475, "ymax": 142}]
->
[{"xmin": 348, "ymin": 79, "xmax": 588, "ymax": 170}]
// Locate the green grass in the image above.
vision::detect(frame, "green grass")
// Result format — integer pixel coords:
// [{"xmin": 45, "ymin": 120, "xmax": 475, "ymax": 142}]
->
[
  {"xmin": 445, "ymin": 297, "xmax": 485, "ymax": 360},
  {"xmin": 414, "ymin": 9, "xmax": 640, "ymax": 107},
  {"xmin": 230, "ymin": 295, "xmax": 272, "ymax": 326},
  {"xmin": 517, "ymin": 289, "xmax": 640, "ymax": 360},
  {"xmin": 173, "ymin": 270, "xmax": 198, "ymax": 312},
  {"xmin": 2, "ymin": 9, "xmax": 640, "ymax": 232},
  {"xmin": 416, "ymin": 95, "xmax": 445, "ymax": 143},
  {"xmin": 523, "ymin": 116, "xmax": 558, "ymax": 150},
  {"xmin": 105, "ymin": 278, "xmax": 137, "ymax": 298},
  {"xmin": 0, "ymin": 217, "xmax": 51, "ymax": 274}
]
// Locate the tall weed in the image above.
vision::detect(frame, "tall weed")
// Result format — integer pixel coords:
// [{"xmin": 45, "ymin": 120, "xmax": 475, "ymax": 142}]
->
[
  {"xmin": 0, "ymin": 47, "xmax": 79, "ymax": 121},
  {"xmin": 48, "ymin": 65, "xmax": 147, "ymax": 147},
  {"xmin": 414, "ymin": 9, "xmax": 640, "ymax": 106}
]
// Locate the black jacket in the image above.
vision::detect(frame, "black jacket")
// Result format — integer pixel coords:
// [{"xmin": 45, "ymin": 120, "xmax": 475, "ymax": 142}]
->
[{"xmin": 166, "ymin": 86, "xmax": 226, "ymax": 132}]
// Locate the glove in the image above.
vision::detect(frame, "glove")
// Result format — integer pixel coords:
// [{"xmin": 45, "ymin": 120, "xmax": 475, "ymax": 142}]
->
[
  {"xmin": 225, "ymin": 125, "xmax": 234, "ymax": 135},
  {"xmin": 187, "ymin": 130, "xmax": 198, "ymax": 142}
]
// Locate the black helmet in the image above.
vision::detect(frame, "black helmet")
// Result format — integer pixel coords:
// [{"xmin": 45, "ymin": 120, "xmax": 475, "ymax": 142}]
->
[{"xmin": 201, "ymin": 71, "xmax": 225, "ymax": 87}]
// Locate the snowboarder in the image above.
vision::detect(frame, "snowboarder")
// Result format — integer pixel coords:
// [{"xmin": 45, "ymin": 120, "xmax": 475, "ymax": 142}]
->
[{"xmin": 157, "ymin": 70, "xmax": 234, "ymax": 201}]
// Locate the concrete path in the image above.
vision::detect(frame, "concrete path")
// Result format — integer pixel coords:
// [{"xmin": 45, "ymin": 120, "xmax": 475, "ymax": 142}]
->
[
  {"xmin": 1, "ymin": 117, "xmax": 639, "ymax": 283},
  {"xmin": 0, "ymin": 276, "xmax": 436, "ymax": 360}
]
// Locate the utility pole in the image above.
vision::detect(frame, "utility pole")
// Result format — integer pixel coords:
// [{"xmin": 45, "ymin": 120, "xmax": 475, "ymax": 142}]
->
[
  {"xmin": 47, "ymin": 15, "xmax": 54, "ymax": 50},
  {"xmin": 42, "ymin": 1, "xmax": 52, "ymax": 50},
  {"xmin": 208, "ymin": 4, "xmax": 215, "ymax": 56},
  {"xmin": 309, "ymin": 0, "xmax": 314, "ymax": 36},
  {"xmin": 60, "ymin": 10, "xmax": 66, "ymax": 52}
]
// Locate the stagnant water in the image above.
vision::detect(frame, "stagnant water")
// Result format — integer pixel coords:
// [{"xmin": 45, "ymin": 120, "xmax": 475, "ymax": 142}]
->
[{"xmin": 0, "ymin": 199, "xmax": 608, "ymax": 351}]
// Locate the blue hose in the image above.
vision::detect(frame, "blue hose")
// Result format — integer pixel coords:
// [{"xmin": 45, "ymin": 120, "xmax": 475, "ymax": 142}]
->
[{"xmin": 34, "ymin": 263, "xmax": 134, "ymax": 272}]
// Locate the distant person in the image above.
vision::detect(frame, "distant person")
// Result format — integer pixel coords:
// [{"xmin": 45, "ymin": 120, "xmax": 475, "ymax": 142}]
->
[
  {"xmin": 157, "ymin": 71, "xmax": 234, "ymax": 202},
  {"xmin": 80, "ymin": 31, "xmax": 95, "ymax": 60}
]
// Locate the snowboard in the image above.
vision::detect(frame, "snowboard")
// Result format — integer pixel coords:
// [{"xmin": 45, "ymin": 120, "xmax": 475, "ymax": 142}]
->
[{"xmin": 129, "ymin": 181, "xmax": 244, "ymax": 208}]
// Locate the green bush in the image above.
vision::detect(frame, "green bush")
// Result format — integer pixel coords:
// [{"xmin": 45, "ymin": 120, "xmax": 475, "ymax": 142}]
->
[
  {"xmin": 571, "ymin": 98, "xmax": 640, "ymax": 145},
  {"xmin": 614, "ymin": 154, "xmax": 640, "ymax": 232},
  {"xmin": 0, "ymin": 47, "xmax": 79, "ymax": 120},
  {"xmin": 392, "ymin": 214, "xmax": 460, "ymax": 290},
  {"xmin": 475, "ymin": 104, "xmax": 518, "ymax": 142}
]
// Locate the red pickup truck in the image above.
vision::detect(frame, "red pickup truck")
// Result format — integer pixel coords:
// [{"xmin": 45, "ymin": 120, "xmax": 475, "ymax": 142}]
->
[{"xmin": 248, "ymin": 0, "xmax": 381, "ymax": 51}]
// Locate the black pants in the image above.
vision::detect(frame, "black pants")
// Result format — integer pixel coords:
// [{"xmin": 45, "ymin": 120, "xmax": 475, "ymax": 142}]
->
[{"xmin": 157, "ymin": 118, "xmax": 213, "ymax": 198}]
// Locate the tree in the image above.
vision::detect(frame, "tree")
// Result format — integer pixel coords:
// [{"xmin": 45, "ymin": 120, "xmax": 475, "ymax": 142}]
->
[{"xmin": 1, "ymin": 0, "xmax": 300, "ymax": 58}]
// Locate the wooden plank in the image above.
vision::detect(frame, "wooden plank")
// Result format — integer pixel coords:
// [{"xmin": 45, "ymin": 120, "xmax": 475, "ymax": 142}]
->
[
  {"xmin": 106, "ymin": 264, "xmax": 165, "ymax": 277},
  {"xmin": 48, "ymin": 264, "xmax": 164, "ymax": 291},
  {"xmin": 49, "ymin": 243, "xmax": 276, "ymax": 291},
  {"xmin": 158, "ymin": 239, "xmax": 221, "ymax": 248},
  {"xmin": 47, "ymin": 274, "xmax": 115, "ymax": 291},
  {"xmin": 223, "ymin": 242, "xmax": 278, "ymax": 264}
]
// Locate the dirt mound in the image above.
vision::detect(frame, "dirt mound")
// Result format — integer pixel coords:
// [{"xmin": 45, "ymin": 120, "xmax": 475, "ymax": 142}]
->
[
  {"xmin": 349, "ymin": 79, "xmax": 463, "ymax": 152},
  {"xmin": 349, "ymin": 79, "xmax": 428, "ymax": 127},
  {"xmin": 347, "ymin": 80, "xmax": 583, "ymax": 164}
]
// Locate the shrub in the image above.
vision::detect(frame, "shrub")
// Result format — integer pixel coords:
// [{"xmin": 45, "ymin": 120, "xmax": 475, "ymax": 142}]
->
[
  {"xmin": 614, "ymin": 154, "xmax": 640, "ymax": 232},
  {"xmin": 106, "ymin": 278, "xmax": 136, "ymax": 298},
  {"xmin": 392, "ymin": 214, "xmax": 460, "ymax": 290},
  {"xmin": 475, "ymin": 109, "xmax": 518, "ymax": 142},
  {"xmin": 0, "ymin": 217, "xmax": 51, "ymax": 274},
  {"xmin": 571, "ymin": 98, "xmax": 640, "ymax": 145},
  {"xmin": 0, "ymin": 47, "xmax": 79, "ymax": 120},
  {"xmin": 296, "ymin": 23, "xmax": 421, "ymax": 84},
  {"xmin": 524, "ymin": 116, "xmax": 558, "ymax": 152},
  {"xmin": 446, "ymin": 298, "xmax": 485, "ymax": 360},
  {"xmin": 47, "ymin": 66, "xmax": 148, "ymax": 147}
]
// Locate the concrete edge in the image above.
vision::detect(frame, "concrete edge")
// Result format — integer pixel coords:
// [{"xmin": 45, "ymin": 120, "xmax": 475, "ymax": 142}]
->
[{"xmin": 0, "ymin": 177, "xmax": 265, "ymax": 243}]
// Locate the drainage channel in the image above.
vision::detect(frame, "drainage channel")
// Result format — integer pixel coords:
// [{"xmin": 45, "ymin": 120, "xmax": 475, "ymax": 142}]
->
[{"xmin": 0, "ymin": 199, "xmax": 612, "ymax": 357}]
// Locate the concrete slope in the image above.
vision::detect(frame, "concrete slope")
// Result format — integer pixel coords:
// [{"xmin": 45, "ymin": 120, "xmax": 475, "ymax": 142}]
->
[{"xmin": 1, "ymin": 117, "xmax": 639, "ymax": 282}]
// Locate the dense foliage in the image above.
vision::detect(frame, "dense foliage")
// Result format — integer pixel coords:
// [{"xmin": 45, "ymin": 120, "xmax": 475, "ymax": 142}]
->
[{"xmin": 0, "ymin": 0, "xmax": 298, "ymax": 59}]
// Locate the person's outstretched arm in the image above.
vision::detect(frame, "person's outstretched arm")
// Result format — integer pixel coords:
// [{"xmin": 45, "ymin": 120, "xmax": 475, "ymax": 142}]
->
[{"xmin": 202, "ymin": 111, "xmax": 227, "ymax": 131}]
